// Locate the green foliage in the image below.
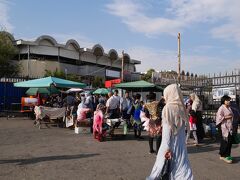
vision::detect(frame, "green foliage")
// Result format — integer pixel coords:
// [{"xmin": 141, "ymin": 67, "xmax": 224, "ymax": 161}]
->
[
  {"xmin": 44, "ymin": 68, "xmax": 81, "ymax": 82},
  {"xmin": 44, "ymin": 69, "xmax": 53, "ymax": 77},
  {"xmin": 44, "ymin": 68, "xmax": 65, "ymax": 79},
  {"xmin": 0, "ymin": 31, "xmax": 20, "ymax": 78},
  {"xmin": 92, "ymin": 76, "xmax": 104, "ymax": 88},
  {"xmin": 142, "ymin": 68, "xmax": 155, "ymax": 82},
  {"xmin": 67, "ymin": 74, "xmax": 80, "ymax": 82}
]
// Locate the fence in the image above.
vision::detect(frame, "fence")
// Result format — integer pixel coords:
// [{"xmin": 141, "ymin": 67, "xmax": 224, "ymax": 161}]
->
[
  {"xmin": 153, "ymin": 70, "xmax": 240, "ymax": 119},
  {"xmin": 0, "ymin": 75, "xmax": 39, "ymax": 115}
]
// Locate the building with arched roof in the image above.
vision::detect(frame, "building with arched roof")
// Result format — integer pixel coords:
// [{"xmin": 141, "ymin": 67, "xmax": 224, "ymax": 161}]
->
[{"xmin": 12, "ymin": 35, "xmax": 141, "ymax": 83}]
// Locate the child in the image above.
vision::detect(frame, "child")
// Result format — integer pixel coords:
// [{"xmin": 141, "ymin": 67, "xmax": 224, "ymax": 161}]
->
[{"xmin": 132, "ymin": 94, "xmax": 143, "ymax": 139}]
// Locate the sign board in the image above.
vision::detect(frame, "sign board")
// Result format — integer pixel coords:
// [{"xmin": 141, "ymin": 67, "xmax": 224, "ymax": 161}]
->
[
  {"xmin": 106, "ymin": 69, "xmax": 120, "ymax": 78},
  {"xmin": 21, "ymin": 97, "xmax": 39, "ymax": 112},
  {"xmin": 105, "ymin": 79, "xmax": 121, "ymax": 88},
  {"xmin": 21, "ymin": 97, "xmax": 38, "ymax": 106},
  {"xmin": 212, "ymin": 86, "xmax": 236, "ymax": 100}
]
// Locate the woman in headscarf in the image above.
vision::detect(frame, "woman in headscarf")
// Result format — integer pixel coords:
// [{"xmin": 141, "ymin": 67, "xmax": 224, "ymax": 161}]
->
[
  {"xmin": 190, "ymin": 93, "xmax": 205, "ymax": 141},
  {"xmin": 147, "ymin": 84, "xmax": 193, "ymax": 180},
  {"xmin": 216, "ymin": 95, "xmax": 233, "ymax": 164}
]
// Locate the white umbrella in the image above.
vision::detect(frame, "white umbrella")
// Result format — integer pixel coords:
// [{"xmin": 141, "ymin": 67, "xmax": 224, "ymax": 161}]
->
[{"xmin": 66, "ymin": 88, "xmax": 83, "ymax": 93}]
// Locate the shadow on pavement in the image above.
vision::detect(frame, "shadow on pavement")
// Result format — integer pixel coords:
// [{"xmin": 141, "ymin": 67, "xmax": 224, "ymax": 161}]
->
[
  {"xmin": 105, "ymin": 134, "xmax": 149, "ymax": 141},
  {"xmin": 0, "ymin": 153, "xmax": 100, "ymax": 165},
  {"xmin": 187, "ymin": 138, "xmax": 220, "ymax": 154},
  {"xmin": 233, "ymin": 156, "xmax": 240, "ymax": 164},
  {"xmin": 187, "ymin": 144, "xmax": 219, "ymax": 154}
]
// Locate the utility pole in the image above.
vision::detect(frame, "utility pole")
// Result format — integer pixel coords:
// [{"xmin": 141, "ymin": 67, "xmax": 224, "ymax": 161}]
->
[
  {"xmin": 27, "ymin": 45, "xmax": 30, "ymax": 78},
  {"xmin": 121, "ymin": 50, "xmax": 124, "ymax": 82},
  {"xmin": 178, "ymin": 32, "xmax": 181, "ymax": 84}
]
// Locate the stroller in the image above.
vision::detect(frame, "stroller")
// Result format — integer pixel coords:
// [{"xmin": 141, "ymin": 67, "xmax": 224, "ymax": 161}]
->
[{"xmin": 203, "ymin": 117, "xmax": 217, "ymax": 140}]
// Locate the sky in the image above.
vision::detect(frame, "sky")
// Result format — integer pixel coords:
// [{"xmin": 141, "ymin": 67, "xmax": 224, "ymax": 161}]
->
[{"xmin": 1, "ymin": 0, "xmax": 240, "ymax": 75}]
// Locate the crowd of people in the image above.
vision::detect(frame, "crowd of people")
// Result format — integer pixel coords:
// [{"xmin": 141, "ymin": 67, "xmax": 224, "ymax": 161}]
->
[
  {"xmin": 146, "ymin": 84, "xmax": 239, "ymax": 179},
  {"xmin": 34, "ymin": 83, "xmax": 239, "ymax": 179}
]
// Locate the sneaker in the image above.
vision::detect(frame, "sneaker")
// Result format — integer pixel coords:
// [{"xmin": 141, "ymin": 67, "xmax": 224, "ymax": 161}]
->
[
  {"xmin": 223, "ymin": 157, "xmax": 232, "ymax": 163},
  {"xmin": 149, "ymin": 150, "xmax": 156, "ymax": 154},
  {"xmin": 219, "ymin": 156, "xmax": 225, "ymax": 160}
]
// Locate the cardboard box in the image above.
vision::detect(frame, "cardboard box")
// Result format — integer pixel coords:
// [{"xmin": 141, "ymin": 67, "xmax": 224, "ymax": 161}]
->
[
  {"xmin": 76, "ymin": 119, "xmax": 91, "ymax": 127},
  {"xmin": 75, "ymin": 126, "xmax": 91, "ymax": 134}
]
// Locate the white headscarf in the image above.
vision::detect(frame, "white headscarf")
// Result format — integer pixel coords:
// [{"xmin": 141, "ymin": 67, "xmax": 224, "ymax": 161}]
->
[
  {"xmin": 190, "ymin": 93, "xmax": 202, "ymax": 112},
  {"xmin": 162, "ymin": 84, "xmax": 188, "ymax": 135}
]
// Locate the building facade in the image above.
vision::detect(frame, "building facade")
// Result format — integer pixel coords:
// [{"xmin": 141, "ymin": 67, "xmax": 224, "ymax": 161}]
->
[{"xmin": 8, "ymin": 34, "xmax": 141, "ymax": 82}]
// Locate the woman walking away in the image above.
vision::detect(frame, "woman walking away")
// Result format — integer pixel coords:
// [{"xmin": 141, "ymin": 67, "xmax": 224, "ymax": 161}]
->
[
  {"xmin": 216, "ymin": 95, "xmax": 234, "ymax": 164},
  {"xmin": 142, "ymin": 93, "xmax": 164, "ymax": 154},
  {"xmin": 147, "ymin": 84, "xmax": 193, "ymax": 180},
  {"xmin": 190, "ymin": 93, "xmax": 205, "ymax": 142}
]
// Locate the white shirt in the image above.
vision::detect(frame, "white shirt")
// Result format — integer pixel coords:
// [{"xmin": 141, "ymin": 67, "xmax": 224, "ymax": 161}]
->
[
  {"xmin": 106, "ymin": 95, "xmax": 120, "ymax": 109},
  {"xmin": 120, "ymin": 97, "xmax": 132, "ymax": 111}
]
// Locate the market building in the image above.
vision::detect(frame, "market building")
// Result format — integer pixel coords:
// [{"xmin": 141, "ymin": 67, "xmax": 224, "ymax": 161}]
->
[{"xmin": 8, "ymin": 33, "xmax": 141, "ymax": 83}]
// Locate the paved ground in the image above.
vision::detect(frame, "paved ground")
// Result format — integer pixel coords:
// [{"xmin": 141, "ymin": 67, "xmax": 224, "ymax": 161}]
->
[{"xmin": 0, "ymin": 117, "xmax": 239, "ymax": 180}]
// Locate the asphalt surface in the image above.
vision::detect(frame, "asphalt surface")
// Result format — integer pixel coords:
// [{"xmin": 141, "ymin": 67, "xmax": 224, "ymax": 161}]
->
[{"xmin": 0, "ymin": 117, "xmax": 239, "ymax": 180}]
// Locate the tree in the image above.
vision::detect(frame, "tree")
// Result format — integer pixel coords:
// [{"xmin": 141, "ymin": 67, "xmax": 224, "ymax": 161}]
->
[
  {"xmin": 0, "ymin": 31, "xmax": 20, "ymax": 78},
  {"xmin": 142, "ymin": 68, "xmax": 155, "ymax": 82},
  {"xmin": 92, "ymin": 76, "xmax": 104, "ymax": 88},
  {"xmin": 44, "ymin": 68, "xmax": 81, "ymax": 82},
  {"xmin": 44, "ymin": 68, "xmax": 65, "ymax": 79}
]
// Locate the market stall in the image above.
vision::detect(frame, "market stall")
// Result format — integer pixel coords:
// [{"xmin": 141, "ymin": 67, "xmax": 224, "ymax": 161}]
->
[
  {"xmin": 114, "ymin": 80, "xmax": 164, "ymax": 92},
  {"xmin": 14, "ymin": 77, "xmax": 87, "ymax": 123},
  {"xmin": 35, "ymin": 106, "xmax": 66, "ymax": 120}
]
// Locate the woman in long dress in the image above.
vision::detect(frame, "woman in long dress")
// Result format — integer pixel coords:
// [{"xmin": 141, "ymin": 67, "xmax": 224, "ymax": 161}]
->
[
  {"xmin": 189, "ymin": 93, "xmax": 205, "ymax": 141},
  {"xmin": 147, "ymin": 84, "xmax": 193, "ymax": 180}
]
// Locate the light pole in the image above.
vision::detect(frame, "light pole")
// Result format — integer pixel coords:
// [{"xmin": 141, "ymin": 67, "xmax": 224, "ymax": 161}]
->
[
  {"xmin": 65, "ymin": 68, "xmax": 68, "ymax": 79},
  {"xmin": 177, "ymin": 32, "xmax": 181, "ymax": 85},
  {"xmin": 27, "ymin": 44, "xmax": 30, "ymax": 78},
  {"xmin": 121, "ymin": 50, "xmax": 124, "ymax": 82}
]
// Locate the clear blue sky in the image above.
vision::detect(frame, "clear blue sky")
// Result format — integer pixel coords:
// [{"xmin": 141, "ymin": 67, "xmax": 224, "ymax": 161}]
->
[{"xmin": 1, "ymin": 0, "xmax": 240, "ymax": 75}]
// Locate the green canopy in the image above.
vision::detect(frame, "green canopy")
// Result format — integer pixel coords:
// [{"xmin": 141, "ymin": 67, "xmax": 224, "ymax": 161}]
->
[
  {"xmin": 114, "ymin": 80, "xmax": 164, "ymax": 92},
  {"xmin": 26, "ymin": 87, "xmax": 60, "ymax": 95},
  {"xmin": 93, "ymin": 88, "xmax": 110, "ymax": 95},
  {"xmin": 14, "ymin": 76, "xmax": 86, "ymax": 88}
]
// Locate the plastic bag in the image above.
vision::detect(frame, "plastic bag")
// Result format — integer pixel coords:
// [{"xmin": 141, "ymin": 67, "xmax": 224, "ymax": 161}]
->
[{"xmin": 159, "ymin": 158, "xmax": 171, "ymax": 180}]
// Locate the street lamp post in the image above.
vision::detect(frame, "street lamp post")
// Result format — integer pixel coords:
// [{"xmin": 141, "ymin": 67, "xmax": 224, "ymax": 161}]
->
[
  {"xmin": 27, "ymin": 45, "xmax": 30, "ymax": 78},
  {"xmin": 121, "ymin": 50, "xmax": 124, "ymax": 82},
  {"xmin": 65, "ymin": 68, "xmax": 68, "ymax": 79},
  {"xmin": 178, "ymin": 32, "xmax": 181, "ymax": 85}
]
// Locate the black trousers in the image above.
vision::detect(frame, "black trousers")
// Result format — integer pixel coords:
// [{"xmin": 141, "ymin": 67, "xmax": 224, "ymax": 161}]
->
[
  {"xmin": 108, "ymin": 109, "xmax": 119, "ymax": 119},
  {"xmin": 196, "ymin": 111, "xmax": 205, "ymax": 141},
  {"xmin": 134, "ymin": 122, "xmax": 143, "ymax": 137},
  {"xmin": 149, "ymin": 135, "xmax": 162, "ymax": 153},
  {"xmin": 219, "ymin": 133, "xmax": 233, "ymax": 157}
]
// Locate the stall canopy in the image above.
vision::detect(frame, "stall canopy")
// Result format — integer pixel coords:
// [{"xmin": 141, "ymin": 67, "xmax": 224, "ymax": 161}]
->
[
  {"xmin": 92, "ymin": 88, "xmax": 110, "ymax": 95},
  {"xmin": 14, "ymin": 76, "xmax": 86, "ymax": 88},
  {"xmin": 65, "ymin": 88, "xmax": 83, "ymax": 94},
  {"xmin": 26, "ymin": 87, "xmax": 60, "ymax": 95},
  {"xmin": 114, "ymin": 80, "xmax": 164, "ymax": 92}
]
